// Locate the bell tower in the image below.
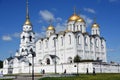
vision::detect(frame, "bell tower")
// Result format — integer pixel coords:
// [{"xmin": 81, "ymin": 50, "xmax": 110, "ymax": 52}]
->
[{"xmin": 19, "ymin": 0, "xmax": 35, "ymax": 56}]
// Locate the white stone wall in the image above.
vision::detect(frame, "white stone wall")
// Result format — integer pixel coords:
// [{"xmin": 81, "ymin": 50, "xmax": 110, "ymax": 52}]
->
[{"xmin": 3, "ymin": 62, "xmax": 120, "ymax": 74}]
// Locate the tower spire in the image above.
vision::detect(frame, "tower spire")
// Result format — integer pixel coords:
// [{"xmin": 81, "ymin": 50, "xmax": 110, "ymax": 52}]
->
[
  {"xmin": 26, "ymin": 0, "xmax": 29, "ymax": 19},
  {"xmin": 24, "ymin": 0, "xmax": 32, "ymax": 25}
]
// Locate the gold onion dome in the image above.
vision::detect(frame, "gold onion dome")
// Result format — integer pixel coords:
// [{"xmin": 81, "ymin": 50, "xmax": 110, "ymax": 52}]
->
[
  {"xmin": 24, "ymin": 18, "xmax": 32, "ymax": 26},
  {"xmin": 77, "ymin": 17, "xmax": 85, "ymax": 23},
  {"xmin": 47, "ymin": 25, "xmax": 55, "ymax": 31},
  {"xmin": 68, "ymin": 13, "xmax": 80, "ymax": 22},
  {"xmin": 92, "ymin": 23, "xmax": 99, "ymax": 28}
]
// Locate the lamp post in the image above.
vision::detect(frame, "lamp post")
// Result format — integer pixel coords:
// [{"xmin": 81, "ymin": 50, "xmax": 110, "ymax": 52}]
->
[
  {"xmin": 30, "ymin": 49, "xmax": 36, "ymax": 80},
  {"xmin": 53, "ymin": 37, "xmax": 57, "ymax": 74},
  {"xmin": 29, "ymin": 63, "xmax": 32, "ymax": 74}
]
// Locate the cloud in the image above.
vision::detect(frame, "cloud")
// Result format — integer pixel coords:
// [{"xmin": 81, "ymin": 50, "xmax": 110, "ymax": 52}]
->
[
  {"xmin": 107, "ymin": 48, "xmax": 116, "ymax": 52},
  {"xmin": 1, "ymin": 32, "xmax": 20, "ymax": 41},
  {"xmin": 39, "ymin": 10, "xmax": 63, "ymax": 23},
  {"xmin": 84, "ymin": 8, "xmax": 96, "ymax": 14},
  {"xmin": 39, "ymin": 10, "xmax": 55, "ymax": 22},
  {"xmin": 35, "ymin": 32, "xmax": 45, "ymax": 39},
  {"xmin": 55, "ymin": 22, "xmax": 66, "ymax": 33},
  {"xmin": 56, "ymin": 17, "xmax": 62, "ymax": 22},
  {"xmin": 80, "ymin": 14, "xmax": 93, "ymax": 26},
  {"xmin": 2, "ymin": 35, "xmax": 12, "ymax": 41},
  {"xmin": 12, "ymin": 32, "xmax": 20, "ymax": 38},
  {"xmin": 38, "ymin": 9, "xmax": 66, "ymax": 33},
  {"xmin": 41, "ymin": 26, "xmax": 47, "ymax": 31},
  {"xmin": 109, "ymin": 0, "xmax": 118, "ymax": 2}
]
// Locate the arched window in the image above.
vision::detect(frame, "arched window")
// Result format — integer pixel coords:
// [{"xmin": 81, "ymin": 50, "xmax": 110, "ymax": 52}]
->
[
  {"xmin": 30, "ymin": 48, "xmax": 33, "ymax": 52},
  {"xmin": 23, "ymin": 36, "xmax": 25, "ymax": 40},
  {"xmin": 53, "ymin": 37, "xmax": 56, "ymax": 47},
  {"xmin": 21, "ymin": 49, "xmax": 24, "ymax": 52},
  {"xmin": 80, "ymin": 25, "xmax": 82, "ymax": 31},
  {"xmin": 69, "ymin": 35, "xmax": 71, "ymax": 44},
  {"xmin": 29, "ymin": 36, "xmax": 32, "ymax": 42},
  {"xmin": 46, "ymin": 58, "xmax": 50, "ymax": 65},
  {"xmin": 25, "ymin": 49, "xmax": 28, "ymax": 52}
]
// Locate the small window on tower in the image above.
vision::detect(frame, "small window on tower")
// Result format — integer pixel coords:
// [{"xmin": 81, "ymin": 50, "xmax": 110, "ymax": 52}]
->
[
  {"xmin": 29, "ymin": 36, "xmax": 32, "ymax": 42},
  {"xmin": 23, "ymin": 36, "xmax": 25, "ymax": 40},
  {"xmin": 21, "ymin": 49, "xmax": 24, "ymax": 52}
]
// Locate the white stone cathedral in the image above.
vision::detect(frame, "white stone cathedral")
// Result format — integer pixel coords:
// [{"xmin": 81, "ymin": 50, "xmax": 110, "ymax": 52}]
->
[{"xmin": 3, "ymin": 1, "xmax": 108, "ymax": 74}]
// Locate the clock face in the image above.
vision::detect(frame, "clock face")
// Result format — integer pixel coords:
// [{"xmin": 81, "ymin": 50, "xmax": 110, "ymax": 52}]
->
[{"xmin": 23, "ymin": 25, "xmax": 32, "ymax": 31}]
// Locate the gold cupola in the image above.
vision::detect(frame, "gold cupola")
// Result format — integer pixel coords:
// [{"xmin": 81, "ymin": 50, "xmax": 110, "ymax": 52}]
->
[
  {"xmin": 68, "ymin": 13, "xmax": 80, "ymax": 22},
  {"xmin": 92, "ymin": 23, "xmax": 99, "ymax": 28},
  {"xmin": 47, "ymin": 24, "xmax": 55, "ymax": 31},
  {"xmin": 77, "ymin": 17, "xmax": 85, "ymax": 23},
  {"xmin": 24, "ymin": 0, "xmax": 32, "ymax": 26},
  {"xmin": 68, "ymin": 7, "xmax": 80, "ymax": 22}
]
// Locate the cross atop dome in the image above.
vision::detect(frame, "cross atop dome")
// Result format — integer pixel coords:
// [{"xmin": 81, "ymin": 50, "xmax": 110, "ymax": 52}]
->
[{"xmin": 92, "ymin": 17, "xmax": 99, "ymax": 28}]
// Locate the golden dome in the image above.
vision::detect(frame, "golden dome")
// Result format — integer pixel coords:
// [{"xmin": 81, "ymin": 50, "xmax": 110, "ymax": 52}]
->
[
  {"xmin": 24, "ymin": 18, "xmax": 32, "ymax": 26},
  {"xmin": 92, "ymin": 23, "xmax": 99, "ymax": 28},
  {"xmin": 77, "ymin": 17, "xmax": 85, "ymax": 23},
  {"xmin": 47, "ymin": 25, "xmax": 55, "ymax": 31},
  {"xmin": 68, "ymin": 13, "xmax": 80, "ymax": 22}
]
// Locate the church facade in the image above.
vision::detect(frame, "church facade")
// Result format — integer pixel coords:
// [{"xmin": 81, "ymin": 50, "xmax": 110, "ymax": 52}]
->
[
  {"xmin": 2, "ymin": 1, "xmax": 108, "ymax": 74},
  {"xmin": 35, "ymin": 13, "xmax": 107, "ymax": 65}
]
